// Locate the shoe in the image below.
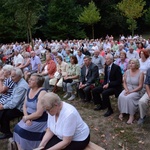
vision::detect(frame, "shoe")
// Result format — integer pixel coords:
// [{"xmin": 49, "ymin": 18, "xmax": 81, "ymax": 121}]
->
[
  {"xmin": 104, "ymin": 109, "xmax": 113, "ymax": 117},
  {"xmin": 137, "ymin": 116, "xmax": 146, "ymax": 125},
  {"xmin": 94, "ymin": 105, "xmax": 106, "ymax": 111},
  {"xmin": 0, "ymin": 133, "xmax": 13, "ymax": 140},
  {"xmin": 68, "ymin": 95, "xmax": 75, "ymax": 101},
  {"xmin": 63, "ymin": 93, "xmax": 70, "ymax": 99}
]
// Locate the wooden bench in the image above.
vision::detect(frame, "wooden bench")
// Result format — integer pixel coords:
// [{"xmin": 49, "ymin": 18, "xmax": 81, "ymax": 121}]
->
[{"xmin": 84, "ymin": 141, "xmax": 105, "ymax": 150}]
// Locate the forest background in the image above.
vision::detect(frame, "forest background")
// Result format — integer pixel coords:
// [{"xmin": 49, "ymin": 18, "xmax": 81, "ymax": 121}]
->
[{"xmin": 0, "ymin": 0, "xmax": 150, "ymax": 43}]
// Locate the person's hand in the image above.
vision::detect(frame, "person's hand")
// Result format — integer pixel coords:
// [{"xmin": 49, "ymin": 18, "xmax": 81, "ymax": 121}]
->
[
  {"xmin": 22, "ymin": 115, "xmax": 28, "ymax": 122},
  {"xmin": 124, "ymin": 90, "xmax": 130, "ymax": 96},
  {"xmin": 103, "ymin": 83, "xmax": 109, "ymax": 89},
  {"xmin": 0, "ymin": 104, "xmax": 4, "ymax": 110},
  {"xmin": 64, "ymin": 76, "xmax": 68, "ymax": 80},
  {"xmin": 25, "ymin": 120, "xmax": 32, "ymax": 126},
  {"xmin": 0, "ymin": 74, "xmax": 5, "ymax": 81},
  {"xmin": 79, "ymin": 83, "xmax": 86, "ymax": 89}
]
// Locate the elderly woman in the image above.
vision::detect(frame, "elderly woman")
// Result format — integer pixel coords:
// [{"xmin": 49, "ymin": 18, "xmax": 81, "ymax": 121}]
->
[
  {"xmin": 37, "ymin": 92, "xmax": 90, "ymax": 150},
  {"xmin": 13, "ymin": 73, "xmax": 48, "ymax": 150},
  {"xmin": 63, "ymin": 56, "xmax": 81, "ymax": 101},
  {"xmin": 114, "ymin": 51, "xmax": 129, "ymax": 74},
  {"xmin": 49, "ymin": 56, "xmax": 68, "ymax": 88},
  {"xmin": 118, "ymin": 58, "xmax": 144, "ymax": 124},
  {"xmin": 42, "ymin": 53, "xmax": 57, "ymax": 91},
  {"xmin": 0, "ymin": 65, "xmax": 15, "ymax": 105},
  {"xmin": 18, "ymin": 52, "xmax": 31, "ymax": 72}
]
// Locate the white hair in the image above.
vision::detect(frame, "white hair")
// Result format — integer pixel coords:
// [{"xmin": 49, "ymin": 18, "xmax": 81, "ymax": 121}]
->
[
  {"xmin": 12, "ymin": 68, "xmax": 23, "ymax": 77},
  {"xmin": 41, "ymin": 92, "xmax": 62, "ymax": 108},
  {"xmin": 3, "ymin": 65, "xmax": 14, "ymax": 72},
  {"xmin": 106, "ymin": 53, "xmax": 114, "ymax": 60}
]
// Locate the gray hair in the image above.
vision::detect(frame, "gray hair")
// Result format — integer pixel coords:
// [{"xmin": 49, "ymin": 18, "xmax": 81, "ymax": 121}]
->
[
  {"xmin": 12, "ymin": 68, "xmax": 23, "ymax": 77},
  {"xmin": 41, "ymin": 92, "xmax": 62, "ymax": 109},
  {"xmin": 106, "ymin": 53, "xmax": 114, "ymax": 60},
  {"xmin": 3, "ymin": 65, "xmax": 14, "ymax": 72},
  {"xmin": 129, "ymin": 58, "xmax": 140, "ymax": 69},
  {"xmin": 24, "ymin": 52, "xmax": 30, "ymax": 57}
]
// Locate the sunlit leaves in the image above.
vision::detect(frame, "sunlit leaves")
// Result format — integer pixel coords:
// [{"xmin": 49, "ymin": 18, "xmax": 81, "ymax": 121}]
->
[{"xmin": 78, "ymin": 1, "xmax": 101, "ymax": 25}]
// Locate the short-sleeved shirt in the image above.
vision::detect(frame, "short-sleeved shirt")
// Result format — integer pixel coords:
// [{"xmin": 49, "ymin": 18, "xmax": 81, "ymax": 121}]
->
[
  {"xmin": 13, "ymin": 54, "xmax": 24, "ymax": 67},
  {"xmin": 30, "ymin": 56, "xmax": 41, "ymax": 71},
  {"xmin": 47, "ymin": 102, "xmax": 89, "ymax": 141}
]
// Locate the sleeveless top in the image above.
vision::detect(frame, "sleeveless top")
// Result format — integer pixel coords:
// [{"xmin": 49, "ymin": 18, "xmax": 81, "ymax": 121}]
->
[{"xmin": 26, "ymin": 88, "xmax": 47, "ymax": 121}]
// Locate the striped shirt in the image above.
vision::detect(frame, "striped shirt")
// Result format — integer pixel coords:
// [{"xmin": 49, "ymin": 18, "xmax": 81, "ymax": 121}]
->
[{"xmin": 0, "ymin": 77, "xmax": 15, "ymax": 104}]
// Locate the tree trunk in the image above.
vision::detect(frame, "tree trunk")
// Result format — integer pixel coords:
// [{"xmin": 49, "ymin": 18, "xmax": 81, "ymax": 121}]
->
[
  {"xmin": 27, "ymin": 29, "xmax": 29, "ymax": 43},
  {"xmin": 92, "ymin": 24, "xmax": 94, "ymax": 39}
]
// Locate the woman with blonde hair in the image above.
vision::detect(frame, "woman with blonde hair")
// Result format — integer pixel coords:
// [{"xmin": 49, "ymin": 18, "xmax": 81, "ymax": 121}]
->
[
  {"xmin": 118, "ymin": 58, "xmax": 144, "ymax": 124},
  {"xmin": 37, "ymin": 92, "xmax": 90, "ymax": 150}
]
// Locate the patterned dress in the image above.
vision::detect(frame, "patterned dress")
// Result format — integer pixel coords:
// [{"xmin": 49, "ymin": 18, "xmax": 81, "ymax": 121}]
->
[{"xmin": 13, "ymin": 89, "xmax": 48, "ymax": 150}]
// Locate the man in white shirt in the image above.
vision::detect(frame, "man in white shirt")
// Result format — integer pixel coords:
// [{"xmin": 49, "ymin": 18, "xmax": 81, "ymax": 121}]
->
[
  {"xmin": 127, "ymin": 46, "xmax": 139, "ymax": 60},
  {"xmin": 13, "ymin": 50, "xmax": 24, "ymax": 67}
]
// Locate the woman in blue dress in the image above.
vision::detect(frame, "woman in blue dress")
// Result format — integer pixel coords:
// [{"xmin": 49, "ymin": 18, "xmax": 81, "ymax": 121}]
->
[{"xmin": 13, "ymin": 73, "xmax": 48, "ymax": 150}]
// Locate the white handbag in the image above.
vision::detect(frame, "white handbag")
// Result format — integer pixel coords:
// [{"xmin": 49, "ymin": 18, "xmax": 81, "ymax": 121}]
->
[{"xmin": 54, "ymin": 71, "xmax": 61, "ymax": 79}]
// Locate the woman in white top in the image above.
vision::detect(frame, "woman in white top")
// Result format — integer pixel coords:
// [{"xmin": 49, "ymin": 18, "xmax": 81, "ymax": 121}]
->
[
  {"xmin": 139, "ymin": 49, "xmax": 149, "ymax": 74},
  {"xmin": 37, "ymin": 92, "xmax": 90, "ymax": 150}
]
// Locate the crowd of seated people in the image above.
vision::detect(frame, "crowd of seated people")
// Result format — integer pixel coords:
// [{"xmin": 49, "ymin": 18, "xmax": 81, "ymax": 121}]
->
[{"xmin": 0, "ymin": 35, "xmax": 150, "ymax": 149}]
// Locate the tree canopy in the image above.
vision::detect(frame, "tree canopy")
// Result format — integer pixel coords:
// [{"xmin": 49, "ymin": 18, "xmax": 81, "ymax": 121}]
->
[
  {"xmin": 78, "ymin": 1, "xmax": 101, "ymax": 38},
  {"xmin": 117, "ymin": 0, "xmax": 146, "ymax": 36},
  {"xmin": 0, "ymin": 0, "xmax": 150, "ymax": 43}
]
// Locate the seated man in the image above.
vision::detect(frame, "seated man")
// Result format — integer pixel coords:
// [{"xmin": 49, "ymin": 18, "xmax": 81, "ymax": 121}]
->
[
  {"xmin": 0, "ymin": 68, "xmax": 29, "ymax": 139},
  {"xmin": 138, "ymin": 68, "xmax": 150, "ymax": 124},
  {"xmin": 92, "ymin": 54, "xmax": 122, "ymax": 117},
  {"xmin": 24, "ymin": 51, "xmax": 41, "ymax": 80},
  {"xmin": 78, "ymin": 56, "xmax": 99, "ymax": 102}
]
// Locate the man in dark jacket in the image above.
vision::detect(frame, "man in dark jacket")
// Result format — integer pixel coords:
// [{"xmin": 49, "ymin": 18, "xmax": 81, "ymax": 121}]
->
[
  {"xmin": 92, "ymin": 54, "xmax": 122, "ymax": 117},
  {"xmin": 78, "ymin": 56, "xmax": 99, "ymax": 102}
]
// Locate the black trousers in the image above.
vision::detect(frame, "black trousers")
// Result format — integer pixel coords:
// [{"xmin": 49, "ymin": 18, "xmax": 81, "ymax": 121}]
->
[
  {"xmin": 78, "ymin": 85, "xmax": 92, "ymax": 101},
  {"xmin": 0, "ymin": 109, "xmax": 23, "ymax": 134},
  {"xmin": 92, "ymin": 85, "xmax": 116, "ymax": 110},
  {"xmin": 44, "ymin": 134, "xmax": 90, "ymax": 150}
]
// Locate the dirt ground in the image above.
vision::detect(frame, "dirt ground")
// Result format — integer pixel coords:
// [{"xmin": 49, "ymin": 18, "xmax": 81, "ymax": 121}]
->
[{"xmin": 1, "ymin": 92, "xmax": 150, "ymax": 150}]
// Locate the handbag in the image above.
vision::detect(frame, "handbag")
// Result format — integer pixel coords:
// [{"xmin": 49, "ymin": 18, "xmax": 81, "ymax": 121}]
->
[
  {"xmin": 63, "ymin": 78, "xmax": 73, "ymax": 83},
  {"xmin": 54, "ymin": 71, "xmax": 61, "ymax": 79}
]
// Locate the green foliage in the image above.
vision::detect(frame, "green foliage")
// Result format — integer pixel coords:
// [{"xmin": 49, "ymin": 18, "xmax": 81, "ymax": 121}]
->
[
  {"xmin": 78, "ymin": 1, "xmax": 101, "ymax": 38},
  {"xmin": 117, "ymin": 0, "xmax": 146, "ymax": 19},
  {"xmin": 0, "ymin": 0, "xmax": 43, "ymax": 43},
  {"xmin": 145, "ymin": 7, "xmax": 150, "ymax": 25},
  {"xmin": 42, "ymin": 0, "xmax": 86, "ymax": 40},
  {"xmin": 78, "ymin": 1, "xmax": 101, "ymax": 25},
  {"xmin": 117, "ymin": 0, "xmax": 146, "ymax": 35}
]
